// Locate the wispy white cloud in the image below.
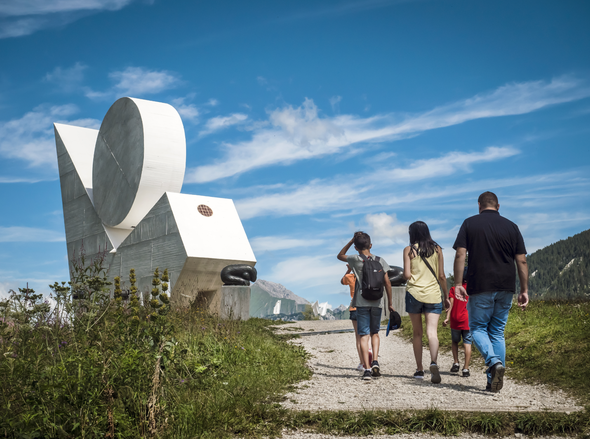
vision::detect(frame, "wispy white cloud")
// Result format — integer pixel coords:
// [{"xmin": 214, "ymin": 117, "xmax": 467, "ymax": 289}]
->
[
  {"xmin": 44, "ymin": 62, "xmax": 87, "ymax": 92},
  {"xmin": 329, "ymin": 95, "xmax": 342, "ymax": 112},
  {"xmin": 0, "ymin": 0, "xmax": 138, "ymax": 38},
  {"xmin": 0, "ymin": 226, "xmax": 65, "ymax": 242},
  {"xmin": 365, "ymin": 213, "xmax": 408, "ymax": 245},
  {"xmin": 199, "ymin": 113, "xmax": 248, "ymax": 136},
  {"xmin": 186, "ymin": 76, "xmax": 590, "ymax": 183},
  {"xmin": 235, "ymin": 146, "xmax": 519, "ymax": 219},
  {"xmin": 111, "ymin": 67, "xmax": 180, "ymax": 95},
  {"xmin": 268, "ymin": 254, "xmax": 346, "ymax": 288},
  {"xmin": 85, "ymin": 66, "xmax": 181, "ymax": 100},
  {"xmin": 171, "ymin": 96, "xmax": 200, "ymax": 124},
  {"xmin": 250, "ymin": 235, "xmax": 325, "ymax": 252},
  {"xmin": 0, "ymin": 104, "xmax": 100, "ymax": 168}
]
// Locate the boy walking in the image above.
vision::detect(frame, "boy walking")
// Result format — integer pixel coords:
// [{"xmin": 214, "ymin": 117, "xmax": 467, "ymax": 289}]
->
[
  {"xmin": 443, "ymin": 268, "xmax": 471, "ymax": 377},
  {"xmin": 338, "ymin": 231, "xmax": 394, "ymax": 380}
]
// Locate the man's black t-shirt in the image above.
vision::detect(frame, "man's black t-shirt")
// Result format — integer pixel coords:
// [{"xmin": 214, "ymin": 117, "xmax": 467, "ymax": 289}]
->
[{"xmin": 453, "ymin": 210, "xmax": 526, "ymax": 296}]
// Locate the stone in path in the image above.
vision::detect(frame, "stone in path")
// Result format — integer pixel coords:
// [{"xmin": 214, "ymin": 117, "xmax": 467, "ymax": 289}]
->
[{"xmin": 277, "ymin": 320, "xmax": 581, "ymax": 413}]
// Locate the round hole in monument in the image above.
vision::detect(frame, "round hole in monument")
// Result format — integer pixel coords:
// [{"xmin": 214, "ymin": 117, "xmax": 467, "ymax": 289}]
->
[{"xmin": 198, "ymin": 204, "xmax": 213, "ymax": 217}]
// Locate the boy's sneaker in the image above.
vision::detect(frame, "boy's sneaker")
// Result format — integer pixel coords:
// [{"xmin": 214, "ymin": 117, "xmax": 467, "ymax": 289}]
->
[
  {"xmin": 362, "ymin": 369, "xmax": 372, "ymax": 381},
  {"xmin": 371, "ymin": 360, "xmax": 381, "ymax": 377},
  {"xmin": 450, "ymin": 363, "xmax": 460, "ymax": 373},
  {"xmin": 356, "ymin": 363, "xmax": 365, "ymax": 372},
  {"xmin": 462, "ymin": 369, "xmax": 470, "ymax": 377},
  {"xmin": 413, "ymin": 370, "xmax": 425, "ymax": 379},
  {"xmin": 430, "ymin": 362, "xmax": 441, "ymax": 384},
  {"xmin": 490, "ymin": 363, "xmax": 505, "ymax": 393}
]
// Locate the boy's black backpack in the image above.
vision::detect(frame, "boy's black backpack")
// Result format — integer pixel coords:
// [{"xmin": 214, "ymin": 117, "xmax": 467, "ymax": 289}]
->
[{"xmin": 359, "ymin": 254, "xmax": 384, "ymax": 301}]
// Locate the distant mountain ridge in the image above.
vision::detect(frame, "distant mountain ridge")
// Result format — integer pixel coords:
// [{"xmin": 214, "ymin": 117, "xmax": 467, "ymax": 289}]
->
[
  {"xmin": 253, "ymin": 279, "xmax": 310, "ymax": 305},
  {"xmin": 525, "ymin": 228, "xmax": 590, "ymax": 300}
]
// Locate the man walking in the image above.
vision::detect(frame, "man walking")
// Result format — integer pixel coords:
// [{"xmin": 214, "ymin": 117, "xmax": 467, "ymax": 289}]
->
[
  {"xmin": 338, "ymin": 231, "xmax": 394, "ymax": 380},
  {"xmin": 452, "ymin": 191, "xmax": 529, "ymax": 393}
]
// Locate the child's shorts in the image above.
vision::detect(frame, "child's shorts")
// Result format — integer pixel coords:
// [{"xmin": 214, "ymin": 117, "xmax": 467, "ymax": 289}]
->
[
  {"xmin": 451, "ymin": 329, "xmax": 472, "ymax": 345},
  {"xmin": 349, "ymin": 309, "xmax": 357, "ymax": 321}
]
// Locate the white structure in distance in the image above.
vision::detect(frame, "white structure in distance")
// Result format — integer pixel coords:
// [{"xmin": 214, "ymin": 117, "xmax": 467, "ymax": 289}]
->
[{"xmin": 54, "ymin": 97, "xmax": 256, "ymax": 305}]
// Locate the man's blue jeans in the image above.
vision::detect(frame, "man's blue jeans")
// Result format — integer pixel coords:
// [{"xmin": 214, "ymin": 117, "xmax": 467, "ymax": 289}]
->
[{"xmin": 467, "ymin": 291, "xmax": 513, "ymax": 383}]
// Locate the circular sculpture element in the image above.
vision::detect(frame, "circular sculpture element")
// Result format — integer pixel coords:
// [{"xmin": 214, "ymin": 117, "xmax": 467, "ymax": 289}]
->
[
  {"xmin": 197, "ymin": 204, "xmax": 213, "ymax": 217},
  {"xmin": 92, "ymin": 97, "xmax": 186, "ymax": 228},
  {"xmin": 221, "ymin": 264, "xmax": 258, "ymax": 286},
  {"xmin": 388, "ymin": 266, "xmax": 406, "ymax": 286}
]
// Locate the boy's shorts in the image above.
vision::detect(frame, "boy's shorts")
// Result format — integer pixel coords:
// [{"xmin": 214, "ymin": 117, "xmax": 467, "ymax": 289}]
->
[
  {"xmin": 349, "ymin": 309, "xmax": 357, "ymax": 321},
  {"xmin": 356, "ymin": 307, "xmax": 381, "ymax": 336},
  {"xmin": 405, "ymin": 291, "xmax": 443, "ymax": 314},
  {"xmin": 451, "ymin": 329, "xmax": 472, "ymax": 345}
]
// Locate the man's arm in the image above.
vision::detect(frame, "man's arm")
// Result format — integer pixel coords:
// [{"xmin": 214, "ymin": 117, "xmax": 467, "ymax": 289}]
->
[
  {"xmin": 337, "ymin": 237, "xmax": 355, "ymax": 262},
  {"xmin": 453, "ymin": 247, "xmax": 467, "ymax": 301},
  {"xmin": 515, "ymin": 253, "xmax": 529, "ymax": 310},
  {"xmin": 383, "ymin": 272, "xmax": 394, "ymax": 313}
]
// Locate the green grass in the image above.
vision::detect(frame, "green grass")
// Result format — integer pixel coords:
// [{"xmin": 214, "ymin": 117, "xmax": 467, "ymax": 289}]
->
[
  {"xmin": 273, "ymin": 409, "xmax": 590, "ymax": 437},
  {"xmin": 0, "ymin": 291, "xmax": 310, "ymax": 438},
  {"xmin": 399, "ymin": 299, "xmax": 590, "ymax": 405}
]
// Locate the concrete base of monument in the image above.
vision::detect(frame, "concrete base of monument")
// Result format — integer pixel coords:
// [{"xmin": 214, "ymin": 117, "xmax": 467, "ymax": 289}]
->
[
  {"xmin": 195, "ymin": 286, "xmax": 251, "ymax": 320},
  {"xmin": 381, "ymin": 286, "xmax": 407, "ymax": 321}
]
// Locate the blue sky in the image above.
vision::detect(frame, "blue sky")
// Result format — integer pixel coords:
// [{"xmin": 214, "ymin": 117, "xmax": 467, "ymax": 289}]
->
[{"xmin": 1, "ymin": 0, "xmax": 589, "ymax": 309}]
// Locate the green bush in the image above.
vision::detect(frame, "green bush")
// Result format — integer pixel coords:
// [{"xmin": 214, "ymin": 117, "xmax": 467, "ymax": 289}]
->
[{"xmin": 0, "ymin": 252, "xmax": 310, "ymax": 438}]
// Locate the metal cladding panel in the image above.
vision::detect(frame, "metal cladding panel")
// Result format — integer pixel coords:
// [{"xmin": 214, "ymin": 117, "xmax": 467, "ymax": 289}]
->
[{"xmin": 112, "ymin": 194, "xmax": 187, "ymax": 298}]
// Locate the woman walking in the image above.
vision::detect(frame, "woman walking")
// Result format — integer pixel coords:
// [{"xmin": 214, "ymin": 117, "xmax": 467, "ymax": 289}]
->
[{"xmin": 403, "ymin": 221, "xmax": 449, "ymax": 383}]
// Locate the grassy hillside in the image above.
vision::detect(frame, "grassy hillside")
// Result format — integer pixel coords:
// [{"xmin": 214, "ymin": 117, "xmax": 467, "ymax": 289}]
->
[{"xmin": 525, "ymin": 228, "xmax": 590, "ymax": 300}]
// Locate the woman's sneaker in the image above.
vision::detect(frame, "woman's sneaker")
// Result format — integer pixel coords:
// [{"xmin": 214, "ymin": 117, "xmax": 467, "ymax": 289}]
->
[
  {"xmin": 462, "ymin": 369, "xmax": 470, "ymax": 377},
  {"xmin": 413, "ymin": 370, "xmax": 424, "ymax": 379},
  {"xmin": 356, "ymin": 363, "xmax": 365, "ymax": 372},
  {"xmin": 362, "ymin": 369, "xmax": 372, "ymax": 380},
  {"xmin": 450, "ymin": 363, "xmax": 460, "ymax": 373},
  {"xmin": 430, "ymin": 362, "xmax": 441, "ymax": 384}
]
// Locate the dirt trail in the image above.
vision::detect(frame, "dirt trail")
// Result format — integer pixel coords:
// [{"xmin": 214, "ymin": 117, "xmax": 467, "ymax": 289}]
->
[{"xmin": 276, "ymin": 320, "xmax": 581, "ymax": 413}]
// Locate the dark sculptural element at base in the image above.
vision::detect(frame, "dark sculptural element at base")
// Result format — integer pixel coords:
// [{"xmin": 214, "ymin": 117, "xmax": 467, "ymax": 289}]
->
[{"xmin": 221, "ymin": 264, "xmax": 257, "ymax": 286}]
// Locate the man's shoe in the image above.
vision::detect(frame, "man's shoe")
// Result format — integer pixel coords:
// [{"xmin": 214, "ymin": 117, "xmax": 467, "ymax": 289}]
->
[
  {"xmin": 430, "ymin": 362, "xmax": 441, "ymax": 384},
  {"xmin": 356, "ymin": 363, "xmax": 365, "ymax": 372},
  {"xmin": 362, "ymin": 369, "xmax": 372, "ymax": 381},
  {"xmin": 371, "ymin": 360, "xmax": 381, "ymax": 377},
  {"xmin": 413, "ymin": 370, "xmax": 425, "ymax": 379},
  {"xmin": 485, "ymin": 383, "xmax": 492, "ymax": 392},
  {"xmin": 450, "ymin": 363, "xmax": 460, "ymax": 373},
  {"xmin": 462, "ymin": 369, "xmax": 470, "ymax": 377},
  {"xmin": 490, "ymin": 363, "xmax": 505, "ymax": 393}
]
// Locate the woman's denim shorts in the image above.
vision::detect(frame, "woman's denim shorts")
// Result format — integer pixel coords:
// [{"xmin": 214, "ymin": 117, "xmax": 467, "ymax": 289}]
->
[{"xmin": 405, "ymin": 291, "xmax": 443, "ymax": 314}]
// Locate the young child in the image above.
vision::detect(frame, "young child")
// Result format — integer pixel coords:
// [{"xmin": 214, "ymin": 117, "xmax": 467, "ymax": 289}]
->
[
  {"xmin": 443, "ymin": 267, "xmax": 472, "ymax": 377},
  {"xmin": 342, "ymin": 264, "xmax": 373, "ymax": 371}
]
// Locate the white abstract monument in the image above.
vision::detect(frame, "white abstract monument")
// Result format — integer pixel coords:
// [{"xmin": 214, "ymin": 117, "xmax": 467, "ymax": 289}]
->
[{"xmin": 54, "ymin": 97, "xmax": 256, "ymax": 310}]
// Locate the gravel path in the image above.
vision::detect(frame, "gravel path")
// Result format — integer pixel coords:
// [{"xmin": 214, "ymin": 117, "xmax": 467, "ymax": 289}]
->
[{"xmin": 276, "ymin": 320, "xmax": 582, "ymax": 413}]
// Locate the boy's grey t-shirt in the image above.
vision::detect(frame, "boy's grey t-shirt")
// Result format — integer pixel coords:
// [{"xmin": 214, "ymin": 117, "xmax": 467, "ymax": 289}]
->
[{"xmin": 347, "ymin": 254, "xmax": 390, "ymax": 308}]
